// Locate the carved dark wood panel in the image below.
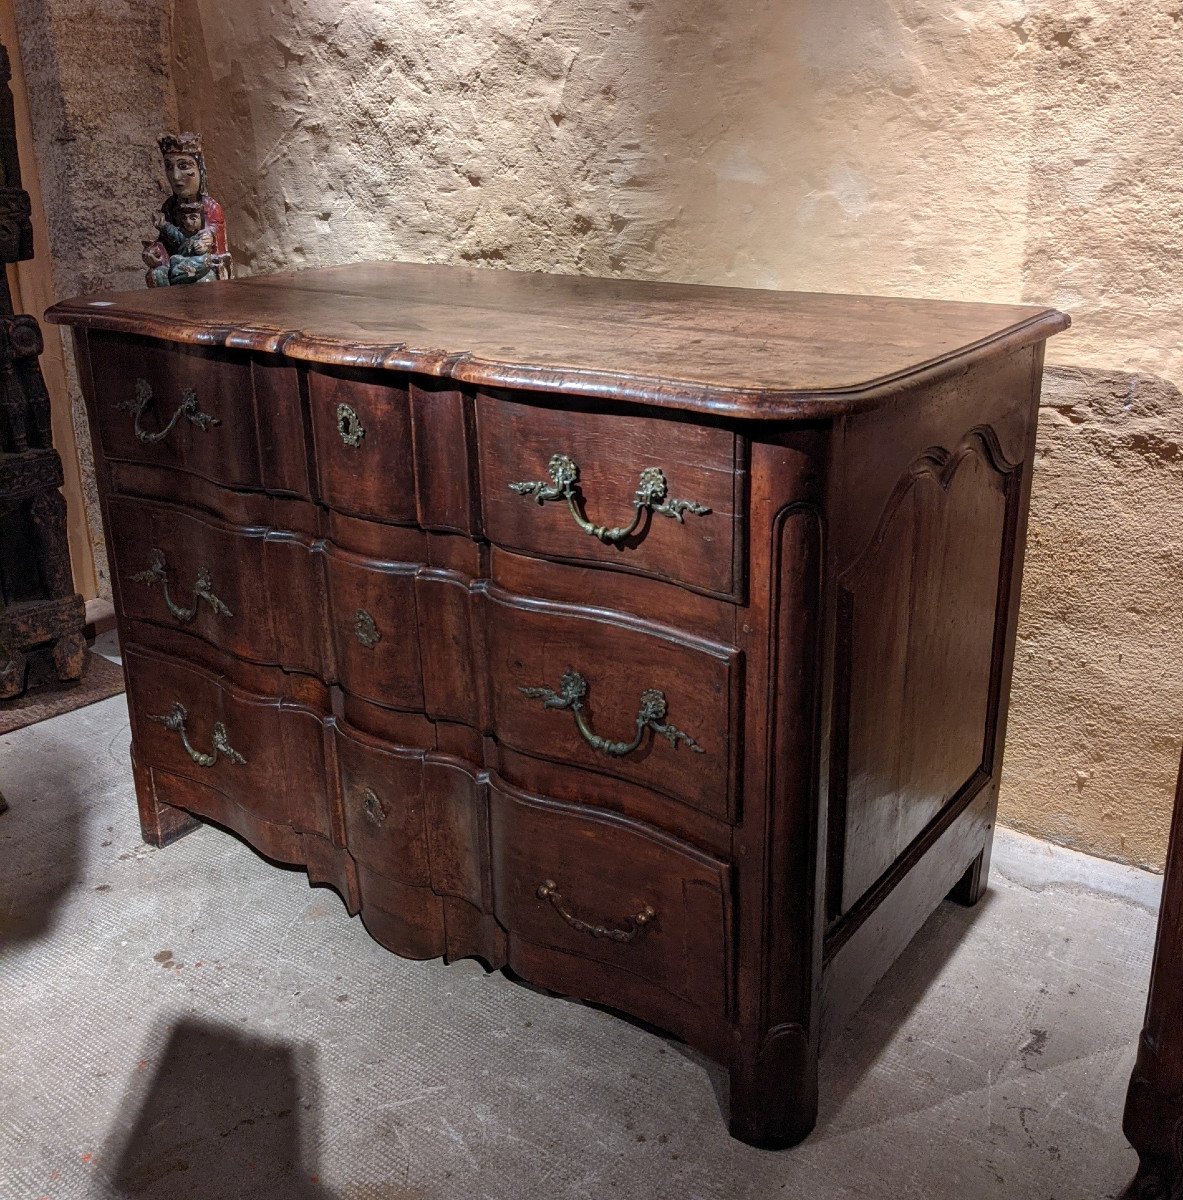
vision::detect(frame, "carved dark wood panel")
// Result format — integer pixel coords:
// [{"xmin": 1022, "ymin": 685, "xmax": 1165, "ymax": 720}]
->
[
  {"xmin": 829, "ymin": 429, "xmax": 1021, "ymax": 917},
  {"xmin": 307, "ymin": 366, "xmax": 418, "ymax": 524},
  {"xmin": 482, "ymin": 584, "xmax": 740, "ymax": 820},
  {"xmin": 324, "ymin": 547, "xmax": 422, "ymax": 711},
  {"xmin": 0, "ymin": 37, "xmax": 84, "ymax": 697},
  {"xmin": 124, "ymin": 644, "xmax": 331, "ymax": 840},
  {"xmin": 489, "ymin": 782, "xmax": 733, "ymax": 1018},
  {"xmin": 89, "ymin": 335, "xmax": 268, "ymax": 490}
]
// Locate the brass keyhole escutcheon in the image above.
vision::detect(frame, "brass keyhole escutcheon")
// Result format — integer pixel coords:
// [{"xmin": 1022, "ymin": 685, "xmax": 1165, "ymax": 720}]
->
[
  {"xmin": 354, "ymin": 609, "xmax": 380, "ymax": 648},
  {"xmin": 336, "ymin": 403, "xmax": 365, "ymax": 448},
  {"xmin": 361, "ymin": 787, "xmax": 386, "ymax": 827}
]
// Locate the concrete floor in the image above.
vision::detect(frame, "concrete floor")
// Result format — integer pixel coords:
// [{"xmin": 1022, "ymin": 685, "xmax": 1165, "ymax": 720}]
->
[{"xmin": 0, "ymin": 648, "xmax": 1161, "ymax": 1199}]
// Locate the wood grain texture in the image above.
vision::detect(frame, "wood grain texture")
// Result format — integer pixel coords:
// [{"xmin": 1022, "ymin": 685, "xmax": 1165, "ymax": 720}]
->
[
  {"xmin": 47, "ymin": 260, "xmax": 1069, "ymax": 419},
  {"xmin": 831, "ymin": 429, "xmax": 1018, "ymax": 913},
  {"xmin": 57, "ymin": 262, "xmax": 1069, "ymax": 1149},
  {"xmin": 476, "ymin": 390, "xmax": 743, "ymax": 599}
]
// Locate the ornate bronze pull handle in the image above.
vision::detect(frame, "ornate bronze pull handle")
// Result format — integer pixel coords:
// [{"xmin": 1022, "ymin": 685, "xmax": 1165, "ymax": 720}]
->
[
  {"xmin": 130, "ymin": 548, "xmax": 232, "ymax": 623},
  {"xmin": 536, "ymin": 880, "xmax": 656, "ymax": 944},
  {"xmin": 148, "ymin": 701, "xmax": 245, "ymax": 768},
  {"xmin": 119, "ymin": 378, "xmax": 219, "ymax": 444},
  {"xmin": 509, "ymin": 453, "xmax": 710, "ymax": 545},
  {"xmin": 336, "ymin": 403, "xmax": 365, "ymax": 447},
  {"xmin": 520, "ymin": 669, "xmax": 704, "ymax": 758}
]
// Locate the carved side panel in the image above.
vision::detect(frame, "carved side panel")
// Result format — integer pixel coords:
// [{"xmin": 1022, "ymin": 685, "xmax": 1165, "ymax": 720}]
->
[{"xmin": 830, "ymin": 429, "xmax": 1021, "ymax": 916}]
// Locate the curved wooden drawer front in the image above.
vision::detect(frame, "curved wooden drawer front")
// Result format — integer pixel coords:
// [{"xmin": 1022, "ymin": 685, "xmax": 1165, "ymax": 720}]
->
[
  {"xmin": 124, "ymin": 645, "xmax": 330, "ymax": 839},
  {"xmin": 108, "ymin": 499, "xmax": 425, "ymax": 707},
  {"xmin": 325, "ymin": 547, "xmax": 423, "ymax": 711},
  {"xmin": 108, "ymin": 497, "xmax": 318, "ymax": 671},
  {"xmin": 485, "ymin": 588, "xmax": 740, "ymax": 821},
  {"xmin": 88, "ymin": 333, "xmax": 302, "ymax": 492},
  {"xmin": 490, "ymin": 785, "xmax": 732, "ymax": 1016},
  {"xmin": 335, "ymin": 722, "xmax": 431, "ymax": 887},
  {"xmin": 477, "ymin": 392, "xmax": 744, "ymax": 601},
  {"xmin": 308, "ymin": 367, "xmax": 417, "ymax": 524}
]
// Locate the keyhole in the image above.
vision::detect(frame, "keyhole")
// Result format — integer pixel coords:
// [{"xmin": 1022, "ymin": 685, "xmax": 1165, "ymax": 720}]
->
[{"xmin": 336, "ymin": 403, "xmax": 365, "ymax": 448}]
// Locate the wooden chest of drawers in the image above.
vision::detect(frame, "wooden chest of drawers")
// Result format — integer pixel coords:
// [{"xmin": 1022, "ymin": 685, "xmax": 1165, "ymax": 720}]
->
[{"xmin": 48, "ymin": 263, "xmax": 1068, "ymax": 1146}]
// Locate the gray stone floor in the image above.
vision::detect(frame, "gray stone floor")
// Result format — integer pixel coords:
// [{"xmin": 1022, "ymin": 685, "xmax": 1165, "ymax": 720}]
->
[{"xmin": 0, "ymin": 650, "xmax": 1161, "ymax": 1199}]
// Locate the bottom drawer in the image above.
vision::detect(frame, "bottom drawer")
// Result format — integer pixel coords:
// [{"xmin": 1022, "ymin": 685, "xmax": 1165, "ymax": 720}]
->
[
  {"xmin": 489, "ymin": 786, "xmax": 733, "ymax": 1016},
  {"xmin": 124, "ymin": 644, "xmax": 330, "ymax": 839}
]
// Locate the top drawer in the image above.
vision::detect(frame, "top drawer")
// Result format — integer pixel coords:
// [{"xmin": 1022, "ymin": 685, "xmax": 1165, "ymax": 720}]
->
[
  {"xmin": 86, "ymin": 333, "xmax": 305, "ymax": 494},
  {"xmin": 477, "ymin": 393, "xmax": 745, "ymax": 601}
]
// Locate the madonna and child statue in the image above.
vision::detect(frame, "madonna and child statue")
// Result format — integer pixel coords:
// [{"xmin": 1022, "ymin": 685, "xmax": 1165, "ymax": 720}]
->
[{"xmin": 142, "ymin": 132, "xmax": 232, "ymax": 287}]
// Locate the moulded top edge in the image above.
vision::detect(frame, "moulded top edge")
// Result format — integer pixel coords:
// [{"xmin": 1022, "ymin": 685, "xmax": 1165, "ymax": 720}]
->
[{"xmin": 46, "ymin": 260, "xmax": 1071, "ymax": 421}]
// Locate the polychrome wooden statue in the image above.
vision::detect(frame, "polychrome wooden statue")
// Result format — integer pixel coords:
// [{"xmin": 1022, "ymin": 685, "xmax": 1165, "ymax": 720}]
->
[{"xmin": 142, "ymin": 132, "xmax": 230, "ymax": 287}]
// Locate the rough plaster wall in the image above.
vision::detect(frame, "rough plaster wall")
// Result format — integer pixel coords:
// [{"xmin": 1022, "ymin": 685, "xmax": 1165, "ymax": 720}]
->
[
  {"xmin": 166, "ymin": 0, "xmax": 1176, "ymax": 868},
  {"xmin": 14, "ymin": 0, "xmax": 179, "ymax": 599}
]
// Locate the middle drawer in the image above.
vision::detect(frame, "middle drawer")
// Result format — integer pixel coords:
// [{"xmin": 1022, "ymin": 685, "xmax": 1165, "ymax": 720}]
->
[{"xmin": 480, "ymin": 587, "xmax": 740, "ymax": 822}]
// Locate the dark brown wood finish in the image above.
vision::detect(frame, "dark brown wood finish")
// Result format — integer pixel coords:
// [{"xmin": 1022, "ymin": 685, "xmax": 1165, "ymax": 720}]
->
[
  {"xmin": 50, "ymin": 261, "xmax": 1066, "ymax": 417},
  {"xmin": 476, "ymin": 391, "xmax": 744, "ymax": 599},
  {"xmin": 1121, "ymin": 750, "xmax": 1183, "ymax": 1199},
  {"xmin": 49, "ymin": 260, "xmax": 1068, "ymax": 1148}
]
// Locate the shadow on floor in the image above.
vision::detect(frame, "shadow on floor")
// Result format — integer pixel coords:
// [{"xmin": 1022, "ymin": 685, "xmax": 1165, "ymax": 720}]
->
[
  {"xmin": 100, "ymin": 1017, "xmax": 336, "ymax": 1199},
  {"xmin": 0, "ymin": 721, "xmax": 89, "ymax": 947},
  {"xmin": 817, "ymin": 889, "xmax": 997, "ymax": 1127},
  {"xmin": 650, "ymin": 889, "xmax": 996, "ymax": 1140}
]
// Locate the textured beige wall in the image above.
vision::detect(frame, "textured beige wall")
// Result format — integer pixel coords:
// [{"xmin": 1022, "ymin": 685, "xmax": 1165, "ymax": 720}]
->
[{"xmin": 80, "ymin": 0, "xmax": 1174, "ymax": 867}]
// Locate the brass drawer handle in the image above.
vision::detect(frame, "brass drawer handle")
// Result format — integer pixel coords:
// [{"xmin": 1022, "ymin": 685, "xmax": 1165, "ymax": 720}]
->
[
  {"xmin": 536, "ymin": 880, "xmax": 656, "ymax": 944},
  {"xmin": 119, "ymin": 378, "xmax": 219, "ymax": 444},
  {"xmin": 520, "ymin": 669, "xmax": 704, "ymax": 758},
  {"xmin": 148, "ymin": 701, "xmax": 246, "ymax": 768},
  {"xmin": 336, "ymin": 403, "xmax": 365, "ymax": 447},
  {"xmin": 130, "ymin": 548, "xmax": 232, "ymax": 623},
  {"xmin": 509, "ymin": 453, "xmax": 710, "ymax": 545}
]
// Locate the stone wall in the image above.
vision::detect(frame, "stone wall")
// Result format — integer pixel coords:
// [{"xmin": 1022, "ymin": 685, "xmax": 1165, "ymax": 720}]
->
[
  {"xmin": 15, "ymin": 0, "xmax": 179, "ymax": 598},
  {"xmin": 23, "ymin": 0, "xmax": 1183, "ymax": 866}
]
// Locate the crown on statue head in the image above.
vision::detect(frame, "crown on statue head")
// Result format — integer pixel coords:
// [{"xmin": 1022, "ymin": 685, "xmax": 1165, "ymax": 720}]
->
[{"xmin": 158, "ymin": 132, "xmax": 203, "ymax": 158}]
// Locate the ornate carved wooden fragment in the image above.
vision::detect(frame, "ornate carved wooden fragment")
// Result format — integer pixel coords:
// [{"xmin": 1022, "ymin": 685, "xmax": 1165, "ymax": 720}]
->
[{"xmin": 0, "ymin": 37, "xmax": 85, "ymax": 698}]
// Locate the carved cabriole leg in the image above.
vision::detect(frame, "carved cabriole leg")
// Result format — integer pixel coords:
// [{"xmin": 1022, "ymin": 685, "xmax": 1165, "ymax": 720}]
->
[
  {"xmin": 132, "ymin": 751, "xmax": 200, "ymax": 847},
  {"xmin": 729, "ymin": 1025, "xmax": 818, "ymax": 1148}
]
